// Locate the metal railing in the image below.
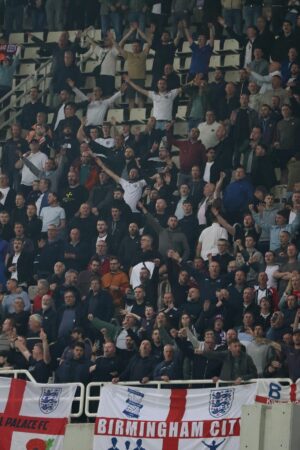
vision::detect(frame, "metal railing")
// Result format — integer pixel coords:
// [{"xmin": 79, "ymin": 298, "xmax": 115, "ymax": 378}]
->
[
  {"xmin": 0, "ymin": 369, "xmax": 85, "ymax": 418},
  {"xmin": 84, "ymin": 378, "xmax": 294, "ymax": 417},
  {"xmin": 0, "ymin": 58, "xmax": 52, "ymax": 131}
]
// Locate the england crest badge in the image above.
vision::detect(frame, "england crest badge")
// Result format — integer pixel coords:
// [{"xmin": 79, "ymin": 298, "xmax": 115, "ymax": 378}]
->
[
  {"xmin": 39, "ymin": 387, "xmax": 62, "ymax": 414},
  {"xmin": 209, "ymin": 388, "xmax": 234, "ymax": 418}
]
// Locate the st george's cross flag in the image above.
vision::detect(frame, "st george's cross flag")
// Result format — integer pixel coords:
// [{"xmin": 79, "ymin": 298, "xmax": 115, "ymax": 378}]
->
[
  {"xmin": 0, "ymin": 377, "xmax": 76, "ymax": 450},
  {"xmin": 93, "ymin": 384, "xmax": 257, "ymax": 450}
]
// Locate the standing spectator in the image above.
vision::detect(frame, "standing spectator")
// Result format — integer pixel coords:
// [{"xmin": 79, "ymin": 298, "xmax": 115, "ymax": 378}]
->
[
  {"xmin": 150, "ymin": 25, "xmax": 180, "ymax": 87},
  {"xmin": 45, "ymin": 0, "xmax": 63, "ymax": 30},
  {"xmin": 16, "ymin": 140, "xmax": 48, "ymax": 198},
  {"xmin": 118, "ymin": 24, "xmax": 151, "ymax": 108},
  {"xmin": 183, "ymin": 21, "xmax": 215, "ymax": 80}
]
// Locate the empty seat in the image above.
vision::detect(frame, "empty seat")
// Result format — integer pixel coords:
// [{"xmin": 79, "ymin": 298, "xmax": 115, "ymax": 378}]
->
[
  {"xmin": 46, "ymin": 31, "xmax": 62, "ymax": 42},
  {"xmin": 181, "ymin": 41, "xmax": 192, "ymax": 54},
  {"xmin": 107, "ymin": 108, "xmax": 124, "ymax": 123},
  {"xmin": 223, "ymin": 39, "xmax": 240, "ymax": 52},
  {"xmin": 18, "ymin": 63, "xmax": 36, "ymax": 76},
  {"xmin": 146, "ymin": 58, "xmax": 153, "ymax": 71},
  {"xmin": 176, "ymin": 105, "xmax": 187, "ymax": 120},
  {"xmin": 225, "ymin": 70, "xmax": 240, "ymax": 83},
  {"xmin": 213, "ymin": 40, "xmax": 221, "ymax": 53},
  {"xmin": 209, "ymin": 55, "xmax": 221, "ymax": 68},
  {"xmin": 23, "ymin": 47, "xmax": 38, "ymax": 59},
  {"xmin": 224, "ymin": 54, "xmax": 240, "ymax": 67},
  {"xmin": 85, "ymin": 76, "xmax": 95, "ymax": 89},
  {"xmin": 9, "ymin": 33, "xmax": 24, "ymax": 44},
  {"xmin": 129, "ymin": 108, "xmax": 146, "ymax": 122},
  {"xmin": 183, "ymin": 57, "xmax": 191, "ymax": 71},
  {"xmin": 173, "ymin": 57, "xmax": 181, "ymax": 71}
]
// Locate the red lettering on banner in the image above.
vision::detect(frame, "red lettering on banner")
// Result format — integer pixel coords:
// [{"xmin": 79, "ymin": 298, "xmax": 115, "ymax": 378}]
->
[{"xmin": 0, "ymin": 379, "xmax": 68, "ymax": 450}]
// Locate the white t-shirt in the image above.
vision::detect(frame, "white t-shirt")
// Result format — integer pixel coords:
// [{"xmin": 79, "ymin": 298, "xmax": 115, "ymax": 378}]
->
[
  {"xmin": 54, "ymin": 103, "xmax": 66, "ymax": 130},
  {"xmin": 198, "ymin": 222, "xmax": 228, "ymax": 260},
  {"xmin": 119, "ymin": 178, "xmax": 147, "ymax": 212},
  {"xmin": 197, "ymin": 121, "xmax": 220, "ymax": 149},
  {"xmin": 148, "ymin": 89, "xmax": 179, "ymax": 121},
  {"xmin": 40, "ymin": 205, "xmax": 66, "ymax": 232},
  {"xmin": 0, "ymin": 187, "xmax": 10, "ymax": 206},
  {"xmin": 203, "ymin": 161, "xmax": 214, "ymax": 183},
  {"xmin": 94, "ymin": 46, "xmax": 119, "ymax": 76},
  {"xmin": 94, "ymin": 137, "xmax": 115, "ymax": 148},
  {"xmin": 86, "ymin": 92, "xmax": 121, "ymax": 126},
  {"xmin": 21, "ymin": 152, "xmax": 48, "ymax": 186}
]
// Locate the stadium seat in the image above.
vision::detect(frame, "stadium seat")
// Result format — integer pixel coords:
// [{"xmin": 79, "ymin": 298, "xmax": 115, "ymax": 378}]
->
[
  {"xmin": 209, "ymin": 55, "xmax": 221, "ymax": 68},
  {"xmin": 213, "ymin": 40, "xmax": 221, "ymax": 53},
  {"xmin": 224, "ymin": 54, "xmax": 241, "ymax": 67},
  {"xmin": 223, "ymin": 39, "xmax": 240, "ymax": 52},
  {"xmin": 181, "ymin": 41, "xmax": 192, "ymax": 54},
  {"xmin": 9, "ymin": 33, "xmax": 24, "ymax": 44},
  {"xmin": 173, "ymin": 57, "xmax": 181, "ymax": 71},
  {"xmin": 176, "ymin": 105, "xmax": 187, "ymax": 120},
  {"xmin": 46, "ymin": 31, "xmax": 62, "ymax": 42},
  {"xmin": 146, "ymin": 58, "xmax": 153, "ymax": 72},
  {"xmin": 23, "ymin": 47, "xmax": 38, "ymax": 60},
  {"xmin": 183, "ymin": 57, "xmax": 191, "ymax": 71},
  {"xmin": 84, "ymin": 76, "xmax": 95, "ymax": 89},
  {"xmin": 18, "ymin": 63, "xmax": 36, "ymax": 76},
  {"xmin": 106, "ymin": 109, "xmax": 124, "ymax": 123},
  {"xmin": 225, "ymin": 70, "xmax": 240, "ymax": 82},
  {"xmin": 129, "ymin": 108, "xmax": 146, "ymax": 122}
]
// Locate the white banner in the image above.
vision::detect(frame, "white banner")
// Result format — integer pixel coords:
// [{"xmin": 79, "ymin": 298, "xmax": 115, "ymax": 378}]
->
[
  {"xmin": 0, "ymin": 377, "xmax": 76, "ymax": 450},
  {"xmin": 255, "ymin": 379, "xmax": 300, "ymax": 404},
  {"xmin": 93, "ymin": 384, "xmax": 257, "ymax": 450}
]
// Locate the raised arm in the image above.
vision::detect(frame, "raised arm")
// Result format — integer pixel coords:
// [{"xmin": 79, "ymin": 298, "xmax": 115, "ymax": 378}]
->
[
  {"xmin": 124, "ymin": 75, "xmax": 150, "ymax": 98},
  {"xmin": 208, "ymin": 23, "xmax": 215, "ymax": 48},
  {"xmin": 94, "ymin": 156, "xmax": 121, "ymax": 183},
  {"xmin": 211, "ymin": 207, "xmax": 235, "ymax": 236},
  {"xmin": 183, "ymin": 22, "xmax": 193, "ymax": 45},
  {"xmin": 137, "ymin": 28, "xmax": 151, "ymax": 54},
  {"xmin": 40, "ymin": 329, "xmax": 51, "ymax": 364}
]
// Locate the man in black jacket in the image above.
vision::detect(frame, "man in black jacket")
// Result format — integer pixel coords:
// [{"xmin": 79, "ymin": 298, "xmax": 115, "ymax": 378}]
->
[
  {"xmin": 112, "ymin": 340, "xmax": 157, "ymax": 383},
  {"xmin": 55, "ymin": 341, "xmax": 91, "ymax": 384}
]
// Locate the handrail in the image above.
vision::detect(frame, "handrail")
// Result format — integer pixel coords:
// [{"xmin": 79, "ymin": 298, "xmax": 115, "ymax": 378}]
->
[
  {"xmin": 0, "ymin": 58, "xmax": 52, "ymax": 131},
  {"xmin": 0, "ymin": 369, "xmax": 85, "ymax": 418},
  {"xmin": 84, "ymin": 378, "xmax": 294, "ymax": 417}
]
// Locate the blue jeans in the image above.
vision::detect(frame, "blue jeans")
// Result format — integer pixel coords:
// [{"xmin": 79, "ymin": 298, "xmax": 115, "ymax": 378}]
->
[
  {"xmin": 223, "ymin": 8, "xmax": 242, "ymax": 35},
  {"xmin": 110, "ymin": 12, "xmax": 122, "ymax": 41},
  {"xmin": 243, "ymin": 6, "xmax": 261, "ymax": 28},
  {"xmin": 127, "ymin": 11, "xmax": 145, "ymax": 32}
]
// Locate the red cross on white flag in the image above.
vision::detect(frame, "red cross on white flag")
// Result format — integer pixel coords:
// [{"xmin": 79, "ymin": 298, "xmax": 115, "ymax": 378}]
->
[
  {"xmin": 93, "ymin": 384, "xmax": 257, "ymax": 450},
  {"xmin": 0, "ymin": 377, "xmax": 76, "ymax": 450}
]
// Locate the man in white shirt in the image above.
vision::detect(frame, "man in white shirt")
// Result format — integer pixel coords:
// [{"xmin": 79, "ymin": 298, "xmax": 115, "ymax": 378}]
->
[
  {"xmin": 17, "ymin": 140, "xmax": 48, "ymax": 197},
  {"xmin": 197, "ymin": 110, "xmax": 220, "ymax": 149},
  {"xmin": 196, "ymin": 216, "xmax": 228, "ymax": 261},
  {"xmin": 124, "ymin": 75, "xmax": 181, "ymax": 129},
  {"xmin": 68, "ymin": 80, "xmax": 126, "ymax": 126},
  {"xmin": 40, "ymin": 192, "xmax": 66, "ymax": 233},
  {"xmin": 94, "ymin": 157, "xmax": 146, "ymax": 213},
  {"xmin": 80, "ymin": 32, "xmax": 119, "ymax": 96}
]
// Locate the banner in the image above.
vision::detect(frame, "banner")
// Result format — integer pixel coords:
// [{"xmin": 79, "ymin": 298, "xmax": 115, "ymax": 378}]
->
[
  {"xmin": 93, "ymin": 384, "xmax": 257, "ymax": 450},
  {"xmin": 0, "ymin": 377, "xmax": 76, "ymax": 450},
  {"xmin": 0, "ymin": 45, "xmax": 17, "ymax": 62},
  {"xmin": 255, "ymin": 379, "xmax": 300, "ymax": 404}
]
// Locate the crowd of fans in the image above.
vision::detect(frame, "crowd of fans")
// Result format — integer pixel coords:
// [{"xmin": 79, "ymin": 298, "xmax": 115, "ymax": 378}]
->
[{"xmin": 0, "ymin": 1, "xmax": 300, "ymax": 394}]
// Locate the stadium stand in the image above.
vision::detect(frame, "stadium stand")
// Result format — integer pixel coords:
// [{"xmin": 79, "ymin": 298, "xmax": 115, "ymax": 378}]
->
[{"xmin": 0, "ymin": 0, "xmax": 300, "ymax": 420}]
